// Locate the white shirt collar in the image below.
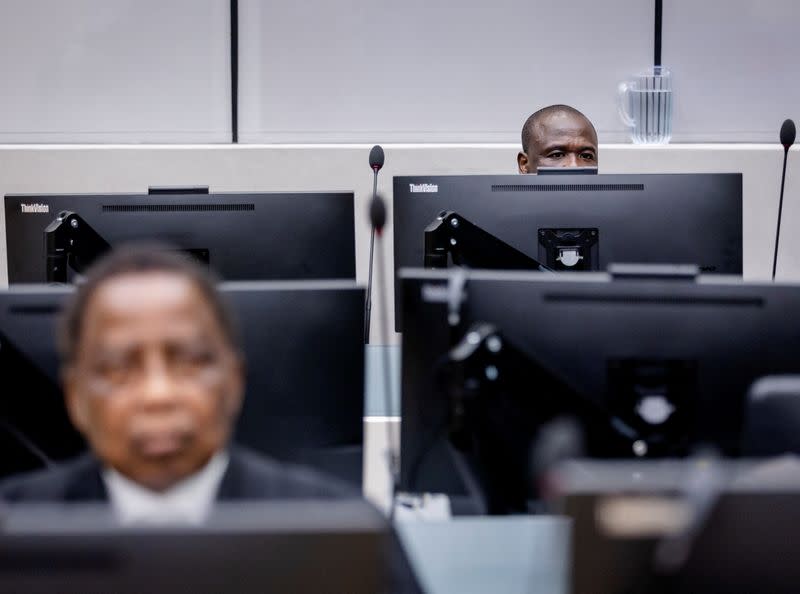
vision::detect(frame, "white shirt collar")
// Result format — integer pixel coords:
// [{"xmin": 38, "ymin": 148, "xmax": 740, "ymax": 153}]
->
[{"xmin": 102, "ymin": 450, "xmax": 230, "ymax": 526}]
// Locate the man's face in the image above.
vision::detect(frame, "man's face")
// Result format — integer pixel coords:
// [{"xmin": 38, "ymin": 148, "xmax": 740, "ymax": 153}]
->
[
  {"xmin": 518, "ymin": 111, "xmax": 598, "ymax": 173},
  {"xmin": 64, "ymin": 272, "xmax": 243, "ymax": 492}
]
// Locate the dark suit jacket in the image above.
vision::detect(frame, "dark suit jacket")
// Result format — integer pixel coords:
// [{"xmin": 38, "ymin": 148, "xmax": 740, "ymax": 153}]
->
[
  {"xmin": 0, "ymin": 446, "xmax": 355, "ymax": 503},
  {"xmin": 0, "ymin": 446, "xmax": 422, "ymax": 593}
]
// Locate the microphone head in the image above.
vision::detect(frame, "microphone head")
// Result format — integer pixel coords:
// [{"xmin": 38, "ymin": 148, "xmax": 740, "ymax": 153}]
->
[
  {"xmin": 369, "ymin": 193, "xmax": 387, "ymax": 233},
  {"xmin": 780, "ymin": 119, "xmax": 796, "ymax": 149},
  {"xmin": 369, "ymin": 145, "xmax": 385, "ymax": 171}
]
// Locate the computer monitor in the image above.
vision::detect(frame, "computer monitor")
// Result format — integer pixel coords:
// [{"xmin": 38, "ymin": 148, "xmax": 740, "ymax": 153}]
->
[
  {"xmin": 398, "ymin": 268, "xmax": 800, "ymax": 513},
  {"xmin": 4, "ymin": 190, "xmax": 356, "ymax": 283},
  {"xmin": 0, "ymin": 281, "xmax": 365, "ymax": 485},
  {"xmin": 226, "ymin": 281, "xmax": 365, "ymax": 484},
  {"xmin": 393, "ymin": 173, "xmax": 743, "ymax": 328},
  {"xmin": 0, "ymin": 288, "xmax": 84, "ymax": 478},
  {"xmin": 0, "ymin": 501, "xmax": 393, "ymax": 594},
  {"xmin": 559, "ymin": 459, "xmax": 800, "ymax": 594}
]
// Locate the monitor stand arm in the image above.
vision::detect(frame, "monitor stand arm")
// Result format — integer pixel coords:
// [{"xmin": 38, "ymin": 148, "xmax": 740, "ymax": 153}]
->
[
  {"xmin": 444, "ymin": 322, "xmax": 587, "ymax": 513},
  {"xmin": 424, "ymin": 210, "xmax": 553, "ymax": 272},
  {"xmin": 44, "ymin": 211, "xmax": 111, "ymax": 283},
  {"xmin": 443, "ymin": 322, "xmax": 648, "ymax": 514}
]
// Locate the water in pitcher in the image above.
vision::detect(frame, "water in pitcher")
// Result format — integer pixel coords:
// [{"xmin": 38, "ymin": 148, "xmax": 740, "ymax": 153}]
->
[{"xmin": 619, "ymin": 66, "xmax": 673, "ymax": 144}]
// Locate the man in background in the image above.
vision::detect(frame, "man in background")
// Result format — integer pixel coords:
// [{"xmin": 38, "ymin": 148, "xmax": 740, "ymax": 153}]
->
[{"xmin": 517, "ymin": 104, "xmax": 599, "ymax": 173}]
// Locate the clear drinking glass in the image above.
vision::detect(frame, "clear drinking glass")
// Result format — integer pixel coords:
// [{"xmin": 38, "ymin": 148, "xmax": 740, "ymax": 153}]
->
[{"xmin": 618, "ymin": 66, "xmax": 673, "ymax": 144}]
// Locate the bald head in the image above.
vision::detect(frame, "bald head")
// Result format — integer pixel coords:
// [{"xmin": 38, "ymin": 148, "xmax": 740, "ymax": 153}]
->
[{"xmin": 517, "ymin": 105, "xmax": 598, "ymax": 174}]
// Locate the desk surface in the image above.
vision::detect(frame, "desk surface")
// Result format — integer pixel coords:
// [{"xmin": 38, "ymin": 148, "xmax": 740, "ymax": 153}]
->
[{"xmin": 396, "ymin": 516, "xmax": 570, "ymax": 594}]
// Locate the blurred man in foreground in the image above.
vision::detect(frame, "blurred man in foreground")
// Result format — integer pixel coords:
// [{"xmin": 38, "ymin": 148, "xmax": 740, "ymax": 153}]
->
[
  {"xmin": 0, "ymin": 245, "xmax": 420, "ymax": 590},
  {"xmin": 1, "ymin": 245, "xmax": 351, "ymax": 513}
]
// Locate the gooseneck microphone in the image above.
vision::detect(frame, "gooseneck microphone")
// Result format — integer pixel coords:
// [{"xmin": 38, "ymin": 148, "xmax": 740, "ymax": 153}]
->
[
  {"xmin": 364, "ymin": 145, "xmax": 385, "ymax": 343},
  {"xmin": 369, "ymin": 144, "xmax": 385, "ymax": 174},
  {"xmin": 370, "ymin": 191, "xmax": 387, "ymax": 234},
  {"xmin": 773, "ymin": 119, "xmax": 796, "ymax": 280}
]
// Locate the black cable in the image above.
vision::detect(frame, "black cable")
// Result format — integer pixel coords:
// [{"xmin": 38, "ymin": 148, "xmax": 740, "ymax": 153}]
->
[
  {"xmin": 230, "ymin": 0, "xmax": 239, "ymax": 143},
  {"xmin": 654, "ymin": 0, "xmax": 663, "ymax": 66},
  {"xmin": 0, "ymin": 420, "xmax": 54, "ymax": 469}
]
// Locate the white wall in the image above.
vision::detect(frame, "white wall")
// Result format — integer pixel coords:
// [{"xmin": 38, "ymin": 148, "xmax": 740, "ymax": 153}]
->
[
  {"xmin": 238, "ymin": 0, "xmax": 800, "ymax": 143},
  {"xmin": 238, "ymin": 0, "xmax": 651, "ymax": 143},
  {"xmin": 1, "ymin": 143, "xmax": 798, "ymax": 345},
  {"xmin": 664, "ymin": 0, "xmax": 800, "ymax": 142},
  {"xmin": 0, "ymin": 0, "xmax": 231, "ymax": 142},
  {"xmin": 1, "ymin": 1, "xmax": 799, "ymax": 143}
]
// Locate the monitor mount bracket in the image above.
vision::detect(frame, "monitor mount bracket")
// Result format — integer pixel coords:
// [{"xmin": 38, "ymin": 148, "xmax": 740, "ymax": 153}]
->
[
  {"xmin": 44, "ymin": 211, "xmax": 111, "ymax": 283},
  {"xmin": 537, "ymin": 228, "xmax": 599, "ymax": 271},
  {"xmin": 424, "ymin": 211, "xmax": 553, "ymax": 272}
]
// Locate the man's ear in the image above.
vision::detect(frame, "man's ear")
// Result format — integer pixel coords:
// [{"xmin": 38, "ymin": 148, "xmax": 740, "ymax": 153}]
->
[
  {"xmin": 63, "ymin": 366, "xmax": 89, "ymax": 435},
  {"xmin": 518, "ymin": 151, "xmax": 531, "ymax": 174}
]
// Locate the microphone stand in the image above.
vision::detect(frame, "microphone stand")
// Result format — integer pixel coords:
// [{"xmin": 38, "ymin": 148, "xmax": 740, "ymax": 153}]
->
[
  {"xmin": 364, "ymin": 168, "xmax": 379, "ymax": 343},
  {"xmin": 773, "ymin": 119, "xmax": 796, "ymax": 280},
  {"xmin": 773, "ymin": 146, "xmax": 791, "ymax": 280}
]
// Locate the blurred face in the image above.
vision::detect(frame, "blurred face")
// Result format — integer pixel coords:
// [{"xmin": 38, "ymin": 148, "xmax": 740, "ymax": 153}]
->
[
  {"xmin": 518, "ymin": 111, "xmax": 598, "ymax": 173},
  {"xmin": 64, "ymin": 272, "xmax": 243, "ymax": 492}
]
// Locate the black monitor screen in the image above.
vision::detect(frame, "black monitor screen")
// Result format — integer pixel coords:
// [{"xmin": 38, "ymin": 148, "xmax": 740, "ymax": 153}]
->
[
  {"xmin": 393, "ymin": 173, "xmax": 743, "ymax": 328},
  {"xmin": 399, "ymin": 268, "xmax": 800, "ymax": 510},
  {"xmin": 0, "ymin": 289, "xmax": 84, "ymax": 477},
  {"xmin": 0, "ymin": 501, "xmax": 391, "ymax": 594},
  {"xmin": 5, "ymin": 191, "xmax": 356, "ymax": 283},
  {"xmin": 0, "ymin": 281, "xmax": 365, "ymax": 485}
]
